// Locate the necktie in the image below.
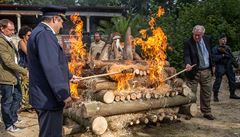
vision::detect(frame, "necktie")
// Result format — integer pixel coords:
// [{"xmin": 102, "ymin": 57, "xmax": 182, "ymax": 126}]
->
[{"xmin": 197, "ymin": 42, "xmax": 205, "ymax": 67}]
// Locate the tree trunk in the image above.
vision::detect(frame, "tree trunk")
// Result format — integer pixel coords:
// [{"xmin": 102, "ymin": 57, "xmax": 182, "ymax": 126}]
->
[
  {"xmin": 94, "ymin": 90, "xmax": 115, "ymax": 104},
  {"xmin": 90, "ymin": 116, "xmax": 108, "ymax": 135},
  {"xmin": 179, "ymin": 103, "xmax": 198, "ymax": 116},
  {"xmin": 93, "ymin": 81, "xmax": 117, "ymax": 91},
  {"xmin": 81, "ymin": 94, "xmax": 196, "ymax": 118}
]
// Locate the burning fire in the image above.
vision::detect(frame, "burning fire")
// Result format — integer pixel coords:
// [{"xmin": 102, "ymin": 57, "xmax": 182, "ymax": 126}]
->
[
  {"xmin": 134, "ymin": 6, "xmax": 167, "ymax": 84},
  {"xmin": 68, "ymin": 14, "xmax": 87, "ymax": 97},
  {"xmin": 109, "ymin": 64, "xmax": 135, "ymax": 91}
]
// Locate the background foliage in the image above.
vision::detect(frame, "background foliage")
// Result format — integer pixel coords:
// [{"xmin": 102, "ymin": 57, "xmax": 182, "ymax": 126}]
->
[{"xmin": 1, "ymin": 0, "xmax": 240, "ymax": 71}]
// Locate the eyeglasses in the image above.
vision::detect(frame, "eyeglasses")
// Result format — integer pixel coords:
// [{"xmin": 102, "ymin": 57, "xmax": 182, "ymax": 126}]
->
[{"xmin": 5, "ymin": 28, "xmax": 15, "ymax": 32}]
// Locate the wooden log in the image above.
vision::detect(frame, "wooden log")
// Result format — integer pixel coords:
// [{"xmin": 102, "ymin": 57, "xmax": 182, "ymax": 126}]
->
[
  {"xmin": 139, "ymin": 70, "xmax": 144, "ymax": 76},
  {"xmin": 134, "ymin": 69, "xmax": 140, "ymax": 75},
  {"xmin": 179, "ymin": 103, "xmax": 198, "ymax": 117},
  {"xmin": 148, "ymin": 114, "xmax": 158, "ymax": 123},
  {"xmin": 81, "ymin": 94, "xmax": 197, "ymax": 118},
  {"xmin": 94, "ymin": 90, "xmax": 115, "ymax": 104},
  {"xmin": 164, "ymin": 115, "xmax": 174, "ymax": 121},
  {"xmin": 63, "ymin": 106, "xmax": 108, "ymax": 135},
  {"xmin": 63, "ymin": 124, "xmax": 83, "ymax": 136},
  {"xmin": 130, "ymin": 93, "xmax": 137, "ymax": 100},
  {"xmin": 144, "ymin": 92, "xmax": 152, "ymax": 99},
  {"xmin": 128, "ymin": 76, "xmax": 152, "ymax": 88},
  {"xmin": 114, "ymin": 95, "xmax": 121, "ymax": 102},
  {"xmin": 107, "ymin": 113, "xmax": 145, "ymax": 131},
  {"xmin": 143, "ymin": 71, "xmax": 147, "ymax": 76},
  {"xmin": 140, "ymin": 117, "xmax": 149, "ymax": 124},
  {"xmin": 165, "ymin": 92, "xmax": 170, "ymax": 97},
  {"xmin": 152, "ymin": 93, "xmax": 159, "ymax": 99},
  {"xmin": 170, "ymin": 91, "xmax": 176, "ymax": 97},
  {"xmin": 136, "ymin": 92, "xmax": 142, "ymax": 99},
  {"xmin": 120, "ymin": 95, "xmax": 126, "ymax": 102},
  {"xmin": 91, "ymin": 116, "xmax": 108, "ymax": 135},
  {"xmin": 93, "ymin": 81, "xmax": 117, "ymax": 91},
  {"xmin": 135, "ymin": 119, "xmax": 140, "ymax": 125},
  {"xmin": 158, "ymin": 113, "xmax": 165, "ymax": 121},
  {"xmin": 129, "ymin": 121, "xmax": 134, "ymax": 126},
  {"xmin": 126, "ymin": 94, "xmax": 131, "ymax": 101},
  {"xmin": 182, "ymin": 83, "xmax": 192, "ymax": 96},
  {"xmin": 172, "ymin": 78, "xmax": 184, "ymax": 87}
]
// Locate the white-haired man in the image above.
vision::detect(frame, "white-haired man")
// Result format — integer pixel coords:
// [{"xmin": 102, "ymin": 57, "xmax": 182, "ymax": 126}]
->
[{"xmin": 183, "ymin": 25, "xmax": 215, "ymax": 120}]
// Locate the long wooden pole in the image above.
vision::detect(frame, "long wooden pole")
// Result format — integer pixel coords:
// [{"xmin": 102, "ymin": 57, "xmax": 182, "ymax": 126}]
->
[
  {"xmin": 163, "ymin": 64, "xmax": 196, "ymax": 82},
  {"xmin": 76, "ymin": 68, "xmax": 134, "ymax": 81},
  {"xmin": 76, "ymin": 64, "xmax": 196, "ymax": 81}
]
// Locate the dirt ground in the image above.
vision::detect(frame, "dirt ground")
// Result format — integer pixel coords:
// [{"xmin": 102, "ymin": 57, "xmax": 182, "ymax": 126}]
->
[{"xmin": 1, "ymin": 77, "xmax": 240, "ymax": 137}]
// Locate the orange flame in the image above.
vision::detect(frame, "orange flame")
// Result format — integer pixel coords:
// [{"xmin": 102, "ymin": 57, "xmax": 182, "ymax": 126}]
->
[
  {"xmin": 134, "ymin": 6, "xmax": 167, "ymax": 84},
  {"xmin": 68, "ymin": 14, "xmax": 87, "ymax": 97},
  {"xmin": 109, "ymin": 64, "xmax": 135, "ymax": 91},
  {"xmin": 113, "ymin": 73, "xmax": 135, "ymax": 91}
]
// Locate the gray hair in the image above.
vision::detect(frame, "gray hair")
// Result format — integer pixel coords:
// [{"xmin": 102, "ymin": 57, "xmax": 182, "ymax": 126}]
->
[{"xmin": 192, "ymin": 25, "xmax": 205, "ymax": 34}]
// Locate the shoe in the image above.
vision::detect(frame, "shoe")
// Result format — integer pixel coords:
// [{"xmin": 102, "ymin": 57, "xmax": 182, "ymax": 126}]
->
[
  {"xmin": 230, "ymin": 94, "xmax": 240, "ymax": 99},
  {"xmin": 6, "ymin": 125, "xmax": 20, "ymax": 133},
  {"xmin": 213, "ymin": 96, "xmax": 219, "ymax": 102},
  {"xmin": 203, "ymin": 114, "xmax": 215, "ymax": 120},
  {"xmin": 14, "ymin": 119, "xmax": 22, "ymax": 125}
]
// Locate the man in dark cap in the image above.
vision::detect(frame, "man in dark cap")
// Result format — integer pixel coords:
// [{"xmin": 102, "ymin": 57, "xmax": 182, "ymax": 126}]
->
[
  {"xmin": 212, "ymin": 33, "xmax": 240, "ymax": 102},
  {"xmin": 27, "ymin": 5, "xmax": 80, "ymax": 137}
]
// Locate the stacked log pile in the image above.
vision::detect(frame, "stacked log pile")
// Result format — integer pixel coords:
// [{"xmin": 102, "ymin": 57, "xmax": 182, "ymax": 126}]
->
[{"xmin": 63, "ymin": 60, "xmax": 197, "ymax": 136}]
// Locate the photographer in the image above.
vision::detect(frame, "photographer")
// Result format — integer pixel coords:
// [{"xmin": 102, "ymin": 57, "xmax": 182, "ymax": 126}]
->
[{"xmin": 212, "ymin": 33, "xmax": 240, "ymax": 101}]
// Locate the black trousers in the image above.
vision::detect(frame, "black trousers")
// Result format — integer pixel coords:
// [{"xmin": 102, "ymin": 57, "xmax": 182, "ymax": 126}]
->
[
  {"xmin": 213, "ymin": 66, "xmax": 236, "ymax": 96},
  {"xmin": 36, "ymin": 109, "xmax": 63, "ymax": 137}
]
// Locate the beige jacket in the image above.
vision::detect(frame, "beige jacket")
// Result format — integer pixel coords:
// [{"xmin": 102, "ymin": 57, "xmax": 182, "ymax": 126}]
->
[
  {"xmin": 0, "ymin": 33, "xmax": 27, "ymax": 85},
  {"xmin": 89, "ymin": 40, "xmax": 105, "ymax": 59}
]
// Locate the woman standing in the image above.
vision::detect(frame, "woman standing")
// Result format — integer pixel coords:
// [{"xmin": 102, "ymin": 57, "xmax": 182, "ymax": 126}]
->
[
  {"xmin": 18, "ymin": 26, "xmax": 31, "ymax": 68},
  {"xmin": 18, "ymin": 26, "xmax": 32, "ymax": 112}
]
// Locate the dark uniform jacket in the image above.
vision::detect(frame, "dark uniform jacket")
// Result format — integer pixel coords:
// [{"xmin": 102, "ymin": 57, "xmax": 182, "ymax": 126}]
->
[
  {"xmin": 212, "ymin": 45, "xmax": 233, "ymax": 74},
  {"xmin": 27, "ymin": 23, "xmax": 72, "ymax": 110},
  {"xmin": 183, "ymin": 36, "xmax": 213, "ymax": 79}
]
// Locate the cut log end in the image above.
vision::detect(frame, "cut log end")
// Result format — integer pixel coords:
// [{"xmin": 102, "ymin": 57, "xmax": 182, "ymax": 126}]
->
[
  {"xmin": 91, "ymin": 116, "xmax": 108, "ymax": 135},
  {"xmin": 102, "ymin": 91, "xmax": 115, "ymax": 104},
  {"xmin": 179, "ymin": 103, "xmax": 198, "ymax": 117}
]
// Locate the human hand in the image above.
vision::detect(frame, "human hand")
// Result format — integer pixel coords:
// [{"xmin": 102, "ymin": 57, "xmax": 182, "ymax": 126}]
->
[
  {"xmin": 185, "ymin": 64, "xmax": 193, "ymax": 71},
  {"xmin": 71, "ymin": 96, "xmax": 80, "ymax": 102},
  {"xmin": 64, "ymin": 97, "xmax": 73, "ymax": 109},
  {"xmin": 218, "ymin": 47, "xmax": 226, "ymax": 53},
  {"xmin": 70, "ymin": 75, "xmax": 82, "ymax": 83}
]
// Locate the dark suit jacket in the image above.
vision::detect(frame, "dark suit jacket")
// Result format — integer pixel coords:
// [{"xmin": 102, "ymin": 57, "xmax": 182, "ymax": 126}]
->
[
  {"xmin": 27, "ymin": 23, "xmax": 72, "ymax": 110},
  {"xmin": 183, "ymin": 36, "xmax": 213, "ymax": 79}
]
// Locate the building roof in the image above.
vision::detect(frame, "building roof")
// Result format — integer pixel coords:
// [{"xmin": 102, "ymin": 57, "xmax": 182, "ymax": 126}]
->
[{"xmin": 0, "ymin": 4, "xmax": 124, "ymax": 16}]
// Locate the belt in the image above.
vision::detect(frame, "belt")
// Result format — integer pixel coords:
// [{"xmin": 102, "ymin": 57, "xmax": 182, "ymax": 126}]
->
[{"xmin": 198, "ymin": 67, "xmax": 210, "ymax": 71}]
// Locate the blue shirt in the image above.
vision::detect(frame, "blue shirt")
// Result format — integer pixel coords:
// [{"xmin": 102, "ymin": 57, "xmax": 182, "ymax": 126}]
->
[{"xmin": 197, "ymin": 38, "xmax": 209, "ymax": 69}]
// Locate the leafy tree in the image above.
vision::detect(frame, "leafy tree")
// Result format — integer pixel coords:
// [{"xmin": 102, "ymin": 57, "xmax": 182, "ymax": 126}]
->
[
  {"xmin": 97, "ymin": 14, "xmax": 144, "ymax": 40},
  {"xmin": 156, "ymin": 0, "xmax": 240, "ymax": 72}
]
